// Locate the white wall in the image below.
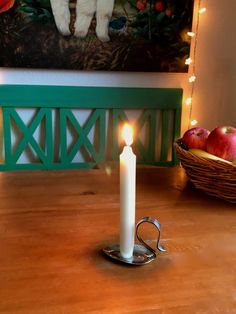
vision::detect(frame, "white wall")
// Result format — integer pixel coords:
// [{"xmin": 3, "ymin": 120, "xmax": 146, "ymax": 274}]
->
[
  {"xmin": 190, "ymin": 0, "xmax": 236, "ymax": 130},
  {"xmin": 0, "ymin": 0, "xmax": 235, "ymax": 134}
]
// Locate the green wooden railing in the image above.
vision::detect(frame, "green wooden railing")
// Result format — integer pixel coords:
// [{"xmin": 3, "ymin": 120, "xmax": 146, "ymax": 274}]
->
[{"xmin": 0, "ymin": 85, "xmax": 182, "ymax": 170}]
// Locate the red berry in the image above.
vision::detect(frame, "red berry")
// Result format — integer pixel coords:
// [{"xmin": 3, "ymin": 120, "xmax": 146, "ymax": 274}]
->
[
  {"xmin": 165, "ymin": 9, "xmax": 172, "ymax": 17},
  {"xmin": 136, "ymin": 1, "xmax": 147, "ymax": 10},
  {"xmin": 0, "ymin": 0, "xmax": 15, "ymax": 13},
  {"xmin": 155, "ymin": 1, "xmax": 164, "ymax": 12}
]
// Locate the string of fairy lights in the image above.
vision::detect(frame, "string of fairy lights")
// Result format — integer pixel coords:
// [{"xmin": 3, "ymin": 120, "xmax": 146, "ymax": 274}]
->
[{"xmin": 185, "ymin": 0, "xmax": 207, "ymax": 128}]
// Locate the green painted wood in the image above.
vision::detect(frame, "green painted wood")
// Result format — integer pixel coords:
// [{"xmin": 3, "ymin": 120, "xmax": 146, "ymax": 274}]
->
[
  {"xmin": 0, "ymin": 162, "xmax": 96, "ymax": 171},
  {"xmin": 45, "ymin": 108, "xmax": 53, "ymax": 166},
  {"xmin": 60, "ymin": 108, "xmax": 106, "ymax": 165},
  {"xmin": 4, "ymin": 108, "xmax": 53, "ymax": 166},
  {"xmin": 161, "ymin": 110, "xmax": 169, "ymax": 162},
  {"xmin": 2, "ymin": 107, "xmax": 13, "ymax": 165},
  {"xmin": 59, "ymin": 108, "xmax": 68, "ymax": 163},
  {"xmin": 11, "ymin": 108, "xmax": 47, "ymax": 164},
  {"xmin": 136, "ymin": 109, "xmax": 156, "ymax": 161},
  {"xmin": 98, "ymin": 109, "xmax": 106, "ymax": 164},
  {"xmin": 0, "ymin": 85, "xmax": 183, "ymax": 109},
  {"xmin": 172, "ymin": 107, "xmax": 182, "ymax": 164},
  {"xmin": 149, "ymin": 110, "xmax": 157, "ymax": 162},
  {"xmin": 0, "ymin": 85, "xmax": 182, "ymax": 170},
  {"xmin": 133, "ymin": 111, "xmax": 152, "ymax": 162},
  {"xmin": 112, "ymin": 108, "xmax": 180, "ymax": 165},
  {"xmin": 112, "ymin": 109, "xmax": 126, "ymax": 161}
]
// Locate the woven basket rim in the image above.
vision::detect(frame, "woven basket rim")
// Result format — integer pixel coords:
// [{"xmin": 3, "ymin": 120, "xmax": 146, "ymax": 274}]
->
[
  {"xmin": 174, "ymin": 139, "xmax": 236, "ymax": 203},
  {"xmin": 174, "ymin": 139, "xmax": 236, "ymax": 170}
]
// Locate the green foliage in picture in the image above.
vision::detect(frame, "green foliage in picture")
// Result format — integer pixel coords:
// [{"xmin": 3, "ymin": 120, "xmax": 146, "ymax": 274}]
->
[
  {"xmin": 17, "ymin": 0, "xmax": 53, "ymax": 23},
  {"xmin": 0, "ymin": 0, "xmax": 194, "ymax": 72}
]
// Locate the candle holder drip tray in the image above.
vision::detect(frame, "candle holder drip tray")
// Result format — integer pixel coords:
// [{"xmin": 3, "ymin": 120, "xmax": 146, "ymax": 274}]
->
[{"xmin": 103, "ymin": 217, "xmax": 166, "ymax": 266}]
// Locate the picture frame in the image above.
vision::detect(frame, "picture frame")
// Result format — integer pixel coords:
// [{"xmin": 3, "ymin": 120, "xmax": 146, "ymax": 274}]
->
[{"xmin": 0, "ymin": 0, "xmax": 194, "ymax": 72}]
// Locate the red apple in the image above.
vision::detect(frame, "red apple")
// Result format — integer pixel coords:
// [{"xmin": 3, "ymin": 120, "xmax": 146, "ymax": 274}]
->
[
  {"xmin": 182, "ymin": 127, "xmax": 210, "ymax": 150},
  {"xmin": 206, "ymin": 126, "xmax": 236, "ymax": 161}
]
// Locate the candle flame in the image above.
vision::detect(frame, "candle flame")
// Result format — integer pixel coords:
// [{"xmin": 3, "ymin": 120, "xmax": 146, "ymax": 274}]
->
[{"xmin": 122, "ymin": 124, "xmax": 133, "ymax": 146}]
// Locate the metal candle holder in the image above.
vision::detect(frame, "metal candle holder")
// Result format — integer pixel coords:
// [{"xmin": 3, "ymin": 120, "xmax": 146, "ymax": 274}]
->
[{"xmin": 103, "ymin": 217, "xmax": 166, "ymax": 266}]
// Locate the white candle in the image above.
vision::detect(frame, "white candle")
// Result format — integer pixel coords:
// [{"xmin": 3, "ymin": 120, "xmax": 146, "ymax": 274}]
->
[{"xmin": 120, "ymin": 124, "xmax": 136, "ymax": 259}]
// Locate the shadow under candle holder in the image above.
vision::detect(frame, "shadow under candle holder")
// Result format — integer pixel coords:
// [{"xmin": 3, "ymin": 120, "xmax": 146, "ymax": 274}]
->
[{"xmin": 102, "ymin": 217, "xmax": 166, "ymax": 266}]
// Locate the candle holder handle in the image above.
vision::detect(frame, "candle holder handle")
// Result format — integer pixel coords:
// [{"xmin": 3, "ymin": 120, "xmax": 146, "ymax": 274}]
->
[
  {"xmin": 103, "ymin": 216, "xmax": 166, "ymax": 266},
  {"xmin": 136, "ymin": 217, "xmax": 166, "ymax": 256}
]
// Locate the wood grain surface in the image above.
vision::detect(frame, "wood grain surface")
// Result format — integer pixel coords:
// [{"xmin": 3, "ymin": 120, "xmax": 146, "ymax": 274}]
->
[{"xmin": 0, "ymin": 166, "xmax": 235, "ymax": 314}]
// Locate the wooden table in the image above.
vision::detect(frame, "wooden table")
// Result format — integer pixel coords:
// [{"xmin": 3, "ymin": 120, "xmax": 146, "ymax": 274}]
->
[{"xmin": 0, "ymin": 167, "xmax": 235, "ymax": 314}]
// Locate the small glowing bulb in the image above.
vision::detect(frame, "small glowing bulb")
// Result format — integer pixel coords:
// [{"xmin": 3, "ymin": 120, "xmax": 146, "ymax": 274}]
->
[
  {"xmin": 189, "ymin": 75, "xmax": 196, "ymax": 83},
  {"xmin": 187, "ymin": 31, "xmax": 195, "ymax": 37},
  {"xmin": 185, "ymin": 57, "xmax": 193, "ymax": 65},
  {"xmin": 185, "ymin": 97, "xmax": 192, "ymax": 106},
  {"xmin": 199, "ymin": 7, "xmax": 206, "ymax": 14},
  {"xmin": 190, "ymin": 119, "xmax": 198, "ymax": 126}
]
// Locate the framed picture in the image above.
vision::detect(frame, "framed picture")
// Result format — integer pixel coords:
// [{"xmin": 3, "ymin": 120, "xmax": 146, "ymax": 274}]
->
[{"xmin": 0, "ymin": 0, "xmax": 194, "ymax": 72}]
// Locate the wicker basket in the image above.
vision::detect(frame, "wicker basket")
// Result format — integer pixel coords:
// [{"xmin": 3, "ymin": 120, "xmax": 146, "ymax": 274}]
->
[{"xmin": 174, "ymin": 139, "xmax": 236, "ymax": 203}]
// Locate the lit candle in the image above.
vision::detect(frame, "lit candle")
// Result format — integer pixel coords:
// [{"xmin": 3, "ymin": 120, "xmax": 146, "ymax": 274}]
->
[{"xmin": 120, "ymin": 124, "xmax": 136, "ymax": 258}]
